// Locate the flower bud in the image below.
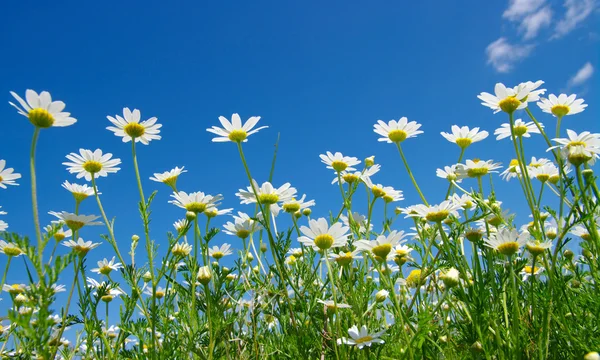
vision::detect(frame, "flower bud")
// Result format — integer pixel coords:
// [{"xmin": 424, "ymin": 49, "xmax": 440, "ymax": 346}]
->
[
  {"xmin": 246, "ymin": 252, "xmax": 254, "ymax": 262},
  {"xmin": 222, "ymin": 267, "xmax": 230, "ymax": 275},
  {"xmin": 563, "ymin": 249, "xmax": 574, "ymax": 261},
  {"xmin": 186, "ymin": 211, "xmax": 196, "ymax": 221},
  {"xmin": 131, "ymin": 235, "xmax": 140, "ymax": 242},
  {"xmin": 375, "ymin": 289, "xmax": 389, "ymax": 303},
  {"xmin": 583, "ymin": 249, "xmax": 593, "ymax": 259},
  {"xmin": 197, "ymin": 266, "xmax": 212, "ymax": 285},
  {"xmin": 142, "ymin": 271, "xmax": 152, "ymax": 282},
  {"xmin": 253, "ymin": 266, "xmax": 259, "ymax": 274},
  {"xmin": 302, "ymin": 208, "xmax": 312, "ymax": 217},
  {"xmin": 260, "ymin": 243, "xmax": 268, "ymax": 253},
  {"xmin": 14, "ymin": 294, "xmax": 27, "ymax": 306},
  {"xmin": 365, "ymin": 156, "xmax": 375, "ymax": 167},
  {"xmin": 471, "ymin": 341, "xmax": 484, "ymax": 353},
  {"xmin": 584, "ymin": 352, "xmax": 600, "ymax": 360}
]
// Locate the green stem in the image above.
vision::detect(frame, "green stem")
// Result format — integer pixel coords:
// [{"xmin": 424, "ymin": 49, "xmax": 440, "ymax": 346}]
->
[
  {"xmin": 30, "ymin": 128, "xmax": 43, "ymax": 263},
  {"xmin": 0, "ymin": 257, "xmax": 12, "ymax": 294},
  {"xmin": 50, "ymin": 258, "xmax": 82, "ymax": 360},
  {"xmin": 507, "ymin": 256, "xmax": 521, "ymax": 359},
  {"xmin": 396, "ymin": 142, "xmax": 428, "ymax": 205}
]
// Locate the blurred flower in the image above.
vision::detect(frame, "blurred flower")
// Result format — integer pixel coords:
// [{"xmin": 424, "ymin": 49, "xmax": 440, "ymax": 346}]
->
[{"xmin": 337, "ymin": 325, "xmax": 385, "ymax": 349}]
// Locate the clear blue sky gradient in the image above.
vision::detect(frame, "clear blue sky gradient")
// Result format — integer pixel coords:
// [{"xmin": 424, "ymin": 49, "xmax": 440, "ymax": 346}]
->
[{"xmin": 0, "ymin": 1, "xmax": 598, "ymax": 308}]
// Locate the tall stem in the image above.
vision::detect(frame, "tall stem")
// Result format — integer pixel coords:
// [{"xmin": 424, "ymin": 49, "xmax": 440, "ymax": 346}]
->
[
  {"xmin": 396, "ymin": 142, "xmax": 428, "ymax": 205},
  {"xmin": 30, "ymin": 128, "xmax": 43, "ymax": 262}
]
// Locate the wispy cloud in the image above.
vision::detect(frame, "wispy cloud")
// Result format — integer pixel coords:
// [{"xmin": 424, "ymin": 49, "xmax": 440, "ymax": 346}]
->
[
  {"xmin": 568, "ymin": 62, "xmax": 594, "ymax": 86},
  {"xmin": 520, "ymin": 6, "xmax": 552, "ymax": 39},
  {"xmin": 553, "ymin": 0, "xmax": 596, "ymax": 38},
  {"xmin": 486, "ymin": 37, "xmax": 534, "ymax": 73},
  {"xmin": 503, "ymin": 0, "xmax": 546, "ymax": 21}
]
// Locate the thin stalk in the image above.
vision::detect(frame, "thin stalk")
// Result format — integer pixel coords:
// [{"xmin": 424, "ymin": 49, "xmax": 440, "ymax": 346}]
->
[
  {"xmin": 30, "ymin": 128, "xmax": 43, "ymax": 262},
  {"xmin": 396, "ymin": 142, "xmax": 428, "ymax": 205}
]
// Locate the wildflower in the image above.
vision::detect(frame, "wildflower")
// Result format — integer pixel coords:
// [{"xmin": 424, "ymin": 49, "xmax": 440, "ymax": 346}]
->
[
  {"xmin": 551, "ymin": 130, "xmax": 600, "ymax": 166},
  {"xmin": 107, "ymin": 107, "xmax": 161, "ymax": 144},
  {"xmin": 528, "ymin": 163, "xmax": 558, "ymax": 183},
  {"xmin": 436, "ymin": 165, "xmax": 465, "ymax": 183},
  {"xmin": 318, "ymin": 299, "xmax": 352, "ymax": 311},
  {"xmin": 407, "ymin": 200, "xmax": 461, "ymax": 222},
  {"xmin": 365, "ymin": 156, "xmax": 375, "ymax": 167},
  {"xmin": 520, "ymin": 265, "xmax": 544, "ymax": 281},
  {"xmin": 570, "ymin": 225, "xmax": 592, "ymax": 241},
  {"xmin": 223, "ymin": 212, "xmax": 262, "ymax": 239},
  {"xmin": 375, "ymin": 289, "xmax": 389, "ymax": 302},
  {"xmin": 461, "ymin": 159, "xmax": 502, "ymax": 178},
  {"xmin": 278, "ymin": 194, "xmax": 315, "ymax": 214},
  {"xmin": 62, "ymin": 180, "xmax": 97, "ymax": 202},
  {"xmin": 484, "ymin": 228, "xmax": 528, "ymax": 256},
  {"xmin": 9, "ymin": 90, "xmax": 77, "ymax": 128},
  {"xmin": 332, "ymin": 164, "xmax": 381, "ymax": 185},
  {"xmin": 0, "ymin": 240, "xmax": 23, "ymax": 257},
  {"xmin": 50, "ymin": 284, "xmax": 66, "ymax": 294},
  {"xmin": 173, "ymin": 219, "xmax": 189, "ymax": 233},
  {"xmin": 584, "ymin": 352, "xmax": 600, "ymax": 360},
  {"xmin": 197, "ymin": 266, "xmax": 212, "ymax": 285},
  {"xmin": 48, "ymin": 211, "xmax": 102, "ymax": 231},
  {"xmin": 477, "ymin": 83, "xmax": 529, "ymax": 114},
  {"xmin": 374, "ymin": 117, "xmax": 423, "ymax": 143},
  {"xmin": 169, "ymin": 191, "xmax": 223, "ymax": 214},
  {"xmin": 340, "ymin": 212, "xmax": 372, "ymax": 233},
  {"xmin": 204, "ymin": 206, "xmax": 233, "ymax": 218},
  {"xmin": 365, "ymin": 181, "xmax": 404, "ymax": 202},
  {"xmin": 149, "ymin": 166, "xmax": 186, "ymax": 189},
  {"xmin": 514, "ymin": 80, "xmax": 546, "ymax": 102},
  {"xmin": 63, "ymin": 149, "xmax": 121, "ymax": 181},
  {"xmin": 329, "ymin": 251, "xmax": 361, "ymax": 266},
  {"xmin": 298, "ymin": 218, "xmax": 349, "ymax": 251},
  {"xmin": 337, "ymin": 325, "xmax": 385, "ymax": 349},
  {"xmin": 0, "ymin": 160, "xmax": 21, "ymax": 189},
  {"xmin": 105, "ymin": 325, "xmax": 120, "ymax": 339},
  {"xmin": 406, "ymin": 269, "xmax": 426, "ymax": 288},
  {"xmin": 355, "ymin": 231, "xmax": 408, "ymax": 261},
  {"xmin": 320, "ymin": 151, "xmax": 361, "ymax": 172},
  {"xmin": 494, "ymin": 119, "xmax": 542, "ymax": 140},
  {"xmin": 537, "ymin": 94, "xmax": 587, "ymax": 117},
  {"xmin": 236, "ymin": 180, "xmax": 296, "ymax": 206},
  {"xmin": 145, "ymin": 287, "xmax": 166, "ymax": 299},
  {"xmin": 63, "ymin": 238, "xmax": 100, "ymax": 255},
  {"xmin": 172, "ymin": 242, "xmax": 192, "ymax": 257},
  {"xmin": 209, "ymin": 243, "xmax": 233, "ymax": 260},
  {"xmin": 393, "ymin": 243, "xmax": 413, "ymax": 265},
  {"xmin": 3, "ymin": 284, "xmax": 27, "ymax": 294},
  {"xmin": 450, "ymin": 193, "xmax": 476, "ymax": 211},
  {"xmin": 441, "ymin": 125, "xmax": 488, "ymax": 149},
  {"xmin": 206, "ymin": 113, "xmax": 267, "ymax": 143},
  {"xmin": 87, "ymin": 278, "xmax": 124, "ymax": 301},
  {"xmin": 440, "ymin": 268, "xmax": 460, "ymax": 288},
  {"xmin": 91, "ymin": 257, "xmax": 123, "ymax": 275}
]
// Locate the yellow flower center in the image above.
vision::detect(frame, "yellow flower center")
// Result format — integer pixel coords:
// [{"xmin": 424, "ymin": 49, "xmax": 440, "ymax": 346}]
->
[
  {"xmin": 513, "ymin": 124, "xmax": 528, "ymax": 137},
  {"xmin": 536, "ymin": 174, "xmax": 549, "ymax": 182},
  {"xmin": 73, "ymin": 245, "xmax": 92, "ymax": 255},
  {"xmin": 549, "ymin": 174, "xmax": 559, "ymax": 184},
  {"xmin": 455, "ymin": 138, "xmax": 472, "ymax": 149},
  {"xmin": 2, "ymin": 245, "xmax": 23, "ymax": 257},
  {"xmin": 228, "ymin": 129, "xmax": 248, "ymax": 142},
  {"xmin": 551, "ymin": 105, "xmax": 569, "ymax": 118},
  {"xmin": 342, "ymin": 173, "xmax": 359, "ymax": 184},
  {"xmin": 54, "ymin": 233, "xmax": 66, "ymax": 242},
  {"xmin": 314, "ymin": 234, "xmax": 335, "ymax": 250},
  {"xmin": 65, "ymin": 220, "xmax": 85, "ymax": 231},
  {"xmin": 212, "ymin": 251, "xmax": 224, "ymax": 260},
  {"xmin": 28, "ymin": 108, "xmax": 55, "ymax": 128},
  {"xmin": 487, "ymin": 216, "xmax": 502, "ymax": 227},
  {"xmin": 406, "ymin": 269, "xmax": 424, "ymax": 288},
  {"xmin": 204, "ymin": 209, "xmax": 218, "ymax": 218},
  {"xmin": 283, "ymin": 202, "xmax": 301, "ymax": 213},
  {"xmin": 498, "ymin": 96, "xmax": 521, "ymax": 114},
  {"xmin": 388, "ymin": 129, "xmax": 408, "ymax": 143},
  {"xmin": 236, "ymin": 229, "xmax": 250, "ymax": 239},
  {"xmin": 497, "ymin": 241, "xmax": 519, "ymax": 256},
  {"xmin": 372, "ymin": 186, "xmax": 386, "ymax": 198},
  {"xmin": 372, "ymin": 243, "xmax": 392, "ymax": 261},
  {"xmin": 99, "ymin": 265, "xmax": 113, "ymax": 275},
  {"xmin": 425, "ymin": 210, "xmax": 449, "ymax": 222},
  {"xmin": 82, "ymin": 160, "xmax": 103, "ymax": 174},
  {"xmin": 331, "ymin": 161, "xmax": 348, "ymax": 172},
  {"xmin": 155, "ymin": 290, "xmax": 165, "ymax": 299},
  {"xmin": 123, "ymin": 122, "xmax": 146, "ymax": 138},
  {"xmin": 185, "ymin": 202, "xmax": 207, "ymax": 213},
  {"xmin": 8, "ymin": 284, "xmax": 24, "ymax": 294},
  {"xmin": 526, "ymin": 242, "xmax": 546, "ymax": 256},
  {"xmin": 523, "ymin": 265, "xmax": 541, "ymax": 274},
  {"xmin": 72, "ymin": 192, "xmax": 89, "ymax": 203},
  {"xmin": 101, "ymin": 295, "xmax": 114, "ymax": 303},
  {"xmin": 581, "ymin": 233, "xmax": 591, "ymax": 241},
  {"xmin": 335, "ymin": 252, "xmax": 353, "ymax": 266},
  {"xmin": 465, "ymin": 229, "xmax": 483, "ymax": 242},
  {"xmin": 161, "ymin": 175, "xmax": 178, "ymax": 188},
  {"xmin": 467, "ymin": 167, "xmax": 488, "ymax": 178},
  {"xmin": 354, "ymin": 336, "xmax": 374, "ymax": 344},
  {"xmin": 258, "ymin": 193, "xmax": 279, "ymax": 205}
]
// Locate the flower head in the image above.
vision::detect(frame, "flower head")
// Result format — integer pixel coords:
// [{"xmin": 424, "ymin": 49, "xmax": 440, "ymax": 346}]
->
[
  {"xmin": 484, "ymin": 228, "xmax": 529, "ymax": 256},
  {"xmin": 355, "ymin": 231, "xmax": 408, "ymax": 261},
  {"xmin": 107, "ymin": 108, "xmax": 161, "ymax": 144},
  {"xmin": 204, "ymin": 206, "xmax": 233, "ymax": 218},
  {"xmin": 537, "ymin": 94, "xmax": 586, "ymax": 117},
  {"xmin": 320, "ymin": 152, "xmax": 360, "ymax": 172},
  {"xmin": 407, "ymin": 200, "xmax": 462, "ymax": 222},
  {"xmin": 63, "ymin": 149, "xmax": 121, "ymax": 181},
  {"xmin": 318, "ymin": 299, "xmax": 352, "ymax": 311},
  {"xmin": 277, "ymin": 194, "xmax": 315, "ymax": 214},
  {"xmin": 441, "ymin": 126, "xmax": 488, "ymax": 149},
  {"xmin": 478, "ymin": 83, "xmax": 529, "ymax": 114},
  {"xmin": 9, "ymin": 90, "xmax": 77, "ymax": 128},
  {"xmin": 169, "ymin": 191, "xmax": 223, "ymax": 214},
  {"xmin": 223, "ymin": 212, "xmax": 263, "ymax": 239},
  {"xmin": 209, "ymin": 243, "xmax": 233, "ymax": 260},
  {"xmin": 374, "ymin": 117, "xmax": 423, "ymax": 143},
  {"xmin": 62, "ymin": 181, "xmax": 97, "ymax": 202},
  {"xmin": 149, "ymin": 166, "xmax": 186, "ymax": 189},
  {"xmin": 91, "ymin": 257, "xmax": 123, "ymax": 275},
  {"xmin": 206, "ymin": 113, "xmax": 267, "ymax": 143},
  {"xmin": 494, "ymin": 119, "xmax": 542, "ymax": 140},
  {"xmin": 436, "ymin": 165, "xmax": 465, "ymax": 183},
  {"xmin": 298, "ymin": 218, "xmax": 349, "ymax": 251},
  {"xmin": 0, "ymin": 160, "xmax": 21, "ymax": 189},
  {"xmin": 63, "ymin": 238, "xmax": 100, "ymax": 255},
  {"xmin": 236, "ymin": 180, "xmax": 296, "ymax": 206},
  {"xmin": 337, "ymin": 325, "xmax": 385, "ymax": 349},
  {"xmin": 49, "ymin": 211, "xmax": 102, "ymax": 231},
  {"xmin": 551, "ymin": 130, "xmax": 600, "ymax": 166},
  {"xmin": 461, "ymin": 159, "xmax": 502, "ymax": 178},
  {"xmin": 514, "ymin": 81, "xmax": 546, "ymax": 102},
  {"xmin": 172, "ymin": 242, "xmax": 192, "ymax": 257},
  {"xmin": 0, "ymin": 240, "xmax": 23, "ymax": 257}
]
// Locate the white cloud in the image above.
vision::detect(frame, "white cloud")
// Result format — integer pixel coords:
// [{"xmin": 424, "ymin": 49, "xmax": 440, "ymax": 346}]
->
[
  {"xmin": 520, "ymin": 6, "xmax": 552, "ymax": 39},
  {"xmin": 569, "ymin": 62, "xmax": 594, "ymax": 86},
  {"xmin": 486, "ymin": 37, "xmax": 534, "ymax": 73},
  {"xmin": 554, "ymin": 0, "xmax": 596, "ymax": 38},
  {"xmin": 503, "ymin": 0, "xmax": 546, "ymax": 20}
]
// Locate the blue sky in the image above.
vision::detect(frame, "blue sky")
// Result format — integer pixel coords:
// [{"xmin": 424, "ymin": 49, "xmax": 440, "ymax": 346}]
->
[{"xmin": 0, "ymin": 1, "xmax": 598, "ymax": 297}]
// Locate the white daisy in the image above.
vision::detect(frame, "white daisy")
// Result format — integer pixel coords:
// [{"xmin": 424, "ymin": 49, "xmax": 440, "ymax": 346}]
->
[
  {"xmin": 9, "ymin": 90, "xmax": 77, "ymax": 128},
  {"xmin": 106, "ymin": 108, "xmax": 161, "ymax": 144},
  {"xmin": 48, "ymin": 211, "xmax": 102, "ymax": 231},
  {"xmin": 223, "ymin": 212, "xmax": 263, "ymax": 239},
  {"xmin": 173, "ymin": 219, "xmax": 190, "ymax": 233},
  {"xmin": 171, "ymin": 242, "xmax": 192, "ymax": 257},
  {"xmin": 354, "ymin": 231, "xmax": 408, "ymax": 261},
  {"xmin": 450, "ymin": 193, "xmax": 476, "ymax": 211},
  {"xmin": 500, "ymin": 159, "xmax": 522, "ymax": 181},
  {"xmin": 537, "ymin": 94, "xmax": 587, "ymax": 117},
  {"xmin": 204, "ymin": 206, "xmax": 233, "ymax": 218},
  {"xmin": 0, "ymin": 160, "xmax": 21, "ymax": 189},
  {"xmin": 206, "ymin": 113, "xmax": 267, "ymax": 143},
  {"xmin": 49, "ymin": 226, "xmax": 72, "ymax": 242},
  {"xmin": 149, "ymin": 166, "xmax": 186, "ymax": 189},
  {"xmin": 317, "ymin": 299, "xmax": 352, "ymax": 310},
  {"xmin": 63, "ymin": 149, "xmax": 121, "ymax": 181},
  {"xmin": 209, "ymin": 243, "xmax": 233, "ymax": 260},
  {"xmin": 520, "ymin": 265, "xmax": 544, "ymax": 281},
  {"xmin": 460, "ymin": 159, "xmax": 502, "ymax": 178},
  {"xmin": 365, "ymin": 182, "xmax": 404, "ymax": 203},
  {"xmin": 332, "ymin": 164, "xmax": 381, "ymax": 185},
  {"xmin": 494, "ymin": 119, "xmax": 542, "ymax": 140},
  {"xmin": 528, "ymin": 162, "xmax": 559, "ymax": 183},
  {"xmin": 0, "ymin": 240, "xmax": 23, "ymax": 257},
  {"xmin": 483, "ymin": 227, "xmax": 529, "ymax": 256},
  {"xmin": 91, "ymin": 257, "xmax": 123, "ymax": 275},
  {"xmin": 570, "ymin": 225, "xmax": 592, "ymax": 241},
  {"xmin": 3, "ymin": 284, "xmax": 27, "ymax": 294},
  {"xmin": 337, "ymin": 325, "xmax": 385, "ymax": 349},
  {"xmin": 551, "ymin": 130, "xmax": 600, "ymax": 166},
  {"xmin": 298, "ymin": 218, "xmax": 349, "ymax": 251},
  {"xmin": 62, "ymin": 181, "xmax": 97, "ymax": 202},
  {"xmin": 277, "ymin": 195, "xmax": 315, "ymax": 214},
  {"xmin": 50, "ymin": 284, "xmax": 67, "ymax": 294},
  {"xmin": 236, "ymin": 180, "xmax": 296, "ymax": 206},
  {"xmin": 441, "ymin": 125, "xmax": 488, "ymax": 148},
  {"xmin": 436, "ymin": 165, "xmax": 465, "ymax": 183},
  {"xmin": 373, "ymin": 117, "xmax": 423, "ymax": 143},
  {"xmin": 320, "ymin": 152, "xmax": 361, "ymax": 172},
  {"xmin": 169, "ymin": 191, "xmax": 223, "ymax": 214},
  {"xmin": 328, "ymin": 250, "xmax": 362, "ymax": 266},
  {"xmin": 514, "ymin": 80, "xmax": 546, "ymax": 102},
  {"xmin": 407, "ymin": 200, "xmax": 462, "ymax": 222},
  {"xmin": 477, "ymin": 83, "xmax": 529, "ymax": 114},
  {"xmin": 62, "ymin": 238, "xmax": 100, "ymax": 255}
]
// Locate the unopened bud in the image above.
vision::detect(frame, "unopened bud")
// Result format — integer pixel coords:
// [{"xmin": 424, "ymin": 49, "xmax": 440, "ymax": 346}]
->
[
  {"xmin": 302, "ymin": 208, "xmax": 312, "ymax": 217},
  {"xmin": 564, "ymin": 249, "xmax": 574, "ymax": 261},
  {"xmin": 142, "ymin": 271, "xmax": 152, "ymax": 282},
  {"xmin": 375, "ymin": 289, "xmax": 389, "ymax": 303},
  {"xmin": 365, "ymin": 156, "xmax": 375, "ymax": 167},
  {"xmin": 196, "ymin": 266, "xmax": 212, "ymax": 285},
  {"xmin": 260, "ymin": 243, "xmax": 268, "ymax": 253},
  {"xmin": 186, "ymin": 211, "xmax": 196, "ymax": 221},
  {"xmin": 131, "ymin": 235, "xmax": 140, "ymax": 242}
]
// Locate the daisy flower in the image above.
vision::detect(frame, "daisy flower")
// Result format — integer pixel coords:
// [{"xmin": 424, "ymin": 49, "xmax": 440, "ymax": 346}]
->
[
  {"xmin": 149, "ymin": 166, "xmax": 186, "ymax": 190},
  {"xmin": 50, "ymin": 284, "xmax": 67, "ymax": 294},
  {"xmin": 436, "ymin": 165, "xmax": 465, "ymax": 183},
  {"xmin": 551, "ymin": 130, "xmax": 600, "ymax": 166},
  {"xmin": 62, "ymin": 238, "xmax": 100, "ymax": 255},
  {"xmin": 407, "ymin": 200, "xmax": 462, "ymax": 222},
  {"xmin": 393, "ymin": 243, "xmax": 414, "ymax": 265},
  {"xmin": 500, "ymin": 159, "xmax": 522, "ymax": 181},
  {"xmin": 223, "ymin": 212, "xmax": 263, "ymax": 239},
  {"xmin": 9, "ymin": 90, "xmax": 77, "ymax": 128},
  {"xmin": 483, "ymin": 227, "xmax": 529, "ymax": 256},
  {"xmin": 365, "ymin": 182, "xmax": 404, "ymax": 203},
  {"xmin": 171, "ymin": 242, "xmax": 192, "ymax": 257},
  {"xmin": 106, "ymin": 108, "xmax": 161, "ymax": 144},
  {"xmin": 3, "ymin": 284, "xmax": 27, "ymax": 294},
  {"xmin": 340, "ymin": 212, "xmax": 372, "ymax": 233},
  {"xmin": 320, "ymin": 152, "xmax": 361, "ymax": 172},
  {"xmin": 461, "ymin": 159, "xmax": 502, "ymax": 178},
  {"xmin": 62, "ymin": 181, "xmax": 97, "ymax": 202},
  {"xmin": 0, "ymin": 160, "xmax": 21, "ymax": 189},
  {"xmin": 441, "ymin": 125, "xmax": 488, "ymax": 149},
  {"xmin": 570, "ymin": 225, "xmax": 592, "ymax": 242},
  {"xmin": 318, "ymin": 299, "xmax": 352, "ymax": 311},
  {"xmin": 236, "ymin": 180, "xmax": 296, "ymax": 206},
  {"xmin": 278, "ymin": 195, "xmax": 315, "ymax": 214},
  {"xmin": 373, "ymin": 117, "xmax": 423, "ymax": 143},
  {"xmin": 477, "ymin": 83, "xmax": 529, "ymax": 114},
  {"xmin": 206, "ymin": 113, "xmax": 267, "ymax": 143},
  {"xmin": 355, "ymin": 231, "xmax": 408, "ymax": 261},
  {"xmin": 528, "ymin": 162, "xmax": 559, "ymax": 183},
  {"xmin": 494, "ymin": 119, "xmax": 542, "ymax": 140},
  {"xmin": 204, "ymin": 206, "xmax": 233, "ymax": 218},
  {"xmin": 209, "ymin": 243, "xmax": 233, "ymax": 260},
  {"xmin": 169, "ymin": 191, "xmax": 223, "ymax": 214},
  {"xmin": 328, "ymin": 250, "xmax": 362, "ymax": 266},
  {"xmin": 332, "ymin": 165, "xmax": 381, "ymax": 185},
  {"xmin": 520, "ymin": 265, "xmax": 544, "ymax": 281},
  {"xmin": 525, "ymin": 239, "xmax": 553, "ymax": 256},
  {"xmin": 63, "ymin": 149, "xmax": 121, "ymax": 181},
  {"xmin": 337, "ymin": 325, "xmax": 385, "ymax": 349},
  {"xmin": 298, "ymin": 218, "xmax": 349, "ymax": 251},
  {"xmin": 173, "ymin": 219, "xmax": 190, "ymax": 233},
  {"xmin": 145, "ymin": 286, "xmax": 167, "ymax": 299},
  {"xmin": 0, "ymin": 240, "xmax": 23, "ymax": 257},
  {"xmin": 537, "ymin": 94, "xmax": 587, "ymax": 117},
  {"xmin": 450, "ymin": 193, "xmax": 476, "ymax": 211},
  {"xmin": 91, "ymin": 257, "xmax": 123, "ymax": 275},
  {"xmin": 514, "ymin": 80, "xmax": 546, "ymax": 102},
  {"xmin": 48, "ymin": 211, "xmax": 102, "ymax": 231},
  {"xmin": 49, "ymin": 226, "xmax": 72, "ymax": 242}
]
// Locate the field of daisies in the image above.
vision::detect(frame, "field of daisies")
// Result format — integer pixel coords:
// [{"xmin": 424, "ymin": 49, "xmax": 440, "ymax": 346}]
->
[{"xmin": 0, "ymin": 82, "xmax": 599, "ymax": 360}]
